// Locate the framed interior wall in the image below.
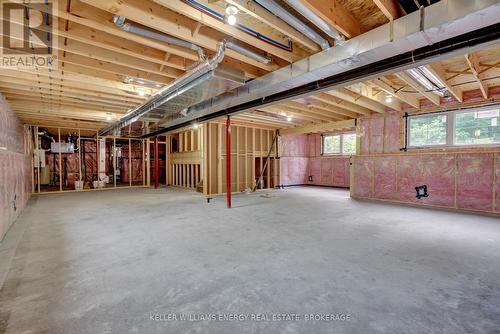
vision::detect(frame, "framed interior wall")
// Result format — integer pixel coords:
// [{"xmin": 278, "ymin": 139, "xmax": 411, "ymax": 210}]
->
[{"xmin": 29, "ymin": 125, "xmax": 148, "ymax": 194}]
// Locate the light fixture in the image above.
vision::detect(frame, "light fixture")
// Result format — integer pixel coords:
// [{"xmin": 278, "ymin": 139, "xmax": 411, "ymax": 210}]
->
[
  {"xmin": 225, "ymin": 5, "xmax": 238, "ymax": 26},
  {"xmin": 192, "ymin": 123, "xmax": 199, "ymax": 129},
  {"xmin": 106, "ymin": 113, "xmax": 113, "ymax": 121},
  {"xmin": 137, "ymin": 89, "xmax": 145, "ymax": 97},
  {"xmin": 385, "ymin": 94, "xmax": 393, "ymax": 103},
  {"xmin": 227, "ymin": 15, "xmax": 237, "ymax": 25},
  {"xmin": 407, "ymin": 67, "xmax": 448, "ymax": 97},
  {"xmin": 287, "ymin": 116, "xmax": 292, "ymax": 122}
]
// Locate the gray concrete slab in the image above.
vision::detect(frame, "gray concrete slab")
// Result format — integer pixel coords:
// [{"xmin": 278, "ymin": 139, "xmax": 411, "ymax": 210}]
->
[{"xmin": 0, "ymin": 187, "xmax": 499, "ymax": 334}]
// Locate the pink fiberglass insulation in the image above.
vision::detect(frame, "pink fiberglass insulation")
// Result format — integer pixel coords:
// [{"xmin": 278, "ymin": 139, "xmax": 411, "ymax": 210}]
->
[
  {"xmin": 384, "ymin": 113, "xmax": 401, "ymax": 153},
  {"xmin": 280, "ymin": 133, "xmax": 351, "ymax": 187},
  {"xmin": 419, "ymin": 154, "xmax": 455, "ymax": 207},
  {"xmin": 457, "ymin": 153, "xmax": 494, "ymax": 212},
  {"xmin": 279, "ymin": 134, "xmax": 309, "ymax": 186},
  {"xmin": 396, "ymin": 155, "xmax": 422, "ymax": 203},
  {"xmin": 0, "ymin": 95, "xmax": 31, "ymax": 240},
  {"xmin": 308, "ymin": 134, "xmax": 320, "ymax": 157},
  {"xmin": 280, "ymin": 134, "xmax": 308, "ymax": 157},
  {"xmin": 332, "ymin": 158, "xmax": 350, "ymax": 187},
  {"xmin": 374, "ymin": 156, "xmax": 398, "ymax": 200},
  {"xmin": 309, "ymin": 158, "xmax": 321, "ymax": 184},
  {"xmin": 359, "ymin": 113, "xmax": 401, "ymax": 154},
  {"xmin": 369, "ymin": 116, "xmax": 385, "ymax": 154},
  {"xmin": 353, "ymin": 157, "xmax": 373, "ymax": 197},
  {"xmin": 359, "ymin": 118, "xmax": 370, "ymax": 154},
  {"xmin": 354, "ymin": 152, "xmax": 497, "ymax": 213},
  {"xmin": 320, "ymin": 159, "xmax": 333, "ymax": 185},
  {"xmin": 280, "ymin": 157, "xmax": 308, "ymax": 185}
]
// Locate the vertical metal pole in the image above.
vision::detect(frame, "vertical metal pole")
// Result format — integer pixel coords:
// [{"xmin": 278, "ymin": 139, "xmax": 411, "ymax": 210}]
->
[
  {"xmin": 142, "ymin": 139, "xmax": 146, "ymax": 186},
  {"xmin": 113, "ymin": 138, "xmax": 116, "ymax": 188},
  {"xmin": 154, "ymin": 136, "xmax": 159, "ymax": 189},
  {"xmin": 226, "ymin": 115, "xmax": 231, "ymax": 208},
  {"xmin": 129, "ymin": 138, "xmax": 132, "ymax": 187},
  {"xmin": 58, "ymin": 128, "xmax": 62, "ymax": 192},
  {"xmin": 78, "ymin": 129, "xmax": 82, "ymax": 182}
]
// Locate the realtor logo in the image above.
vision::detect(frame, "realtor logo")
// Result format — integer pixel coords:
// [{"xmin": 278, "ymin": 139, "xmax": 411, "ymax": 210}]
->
[{"xmin": 1, "ymin": 0, "xmax": 58, "ymax": 69}]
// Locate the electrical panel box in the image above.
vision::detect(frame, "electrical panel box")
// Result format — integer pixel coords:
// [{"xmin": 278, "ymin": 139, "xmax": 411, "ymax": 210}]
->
[{"xmin": 51, "ymin": 142, "xmax": 75, "ymax": 153}]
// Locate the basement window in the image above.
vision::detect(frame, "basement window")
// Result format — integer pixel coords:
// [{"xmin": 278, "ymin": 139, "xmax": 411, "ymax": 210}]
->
[
  {"xmin": 322, "ymin": 133, "xmax": 355, "ymax": 155},
  {"xmin": 455, "ymin": 109, "xmax": 500, "ymax": 145},
  {"xmin": 408, "ymin": 106, "xmax": 500, "ymax": 148},
  {"xmin": 408, "ymin": 114, "xmax": 448, "ymax": 147}
]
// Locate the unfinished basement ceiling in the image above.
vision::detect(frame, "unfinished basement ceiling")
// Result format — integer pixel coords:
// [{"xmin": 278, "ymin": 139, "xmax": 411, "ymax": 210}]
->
[{"xmin": 0, "ymin": 0, "xmax": 498, "ymax": 135}]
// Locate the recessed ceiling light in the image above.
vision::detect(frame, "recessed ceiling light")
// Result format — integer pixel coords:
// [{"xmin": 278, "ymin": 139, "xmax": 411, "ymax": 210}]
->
[
  {"xmin": 227, "ymin": 15, "xmax": 237, "ymax": 25},
  {"xmin": 137, "ymin": 89, "xmax": 145, "ymax": 97},
  {"xmin": 287, "ymin": 116, "xmax": 292, "ymax": 122},
  {"xmin": 192, "ymin": 123, "xmax": 199, "ymax": 129},
  {"xmin": 225, "ymin": 5, "xmax": 238, "ymax": 25},
  {"xmin": 385, "ymin": 94, "xmax": 393, "ymax": 103}
]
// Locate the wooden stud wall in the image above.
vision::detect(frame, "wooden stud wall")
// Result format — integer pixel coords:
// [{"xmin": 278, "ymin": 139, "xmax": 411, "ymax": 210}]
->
[
  {"xmin": 203, "ymin": 121, "xmax": 279, "ymax": 195},
  {"xmin": 170, "ymin": 127, "xmax": 202, "ymax": 190}
]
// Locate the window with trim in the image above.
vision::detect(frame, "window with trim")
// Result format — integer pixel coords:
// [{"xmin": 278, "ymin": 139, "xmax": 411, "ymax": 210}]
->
[
  {"xmin": 408, "ymin": 107, "xmax": 500, "ymax": 148},
  {"xmin": 322, "ymin": 133, "xmax": 356, "ymax": 155}
]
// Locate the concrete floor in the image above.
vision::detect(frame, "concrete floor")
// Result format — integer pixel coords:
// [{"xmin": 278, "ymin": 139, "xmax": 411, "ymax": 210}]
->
[{"xmin": 0, "ymin": 187, "xmax": 499, "ymax": 334}]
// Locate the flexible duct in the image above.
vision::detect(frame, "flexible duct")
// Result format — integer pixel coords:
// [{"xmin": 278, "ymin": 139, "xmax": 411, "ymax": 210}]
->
[
  {"xmin": 113, "ymin": 15, "xmax": 207, "ymax": 60},
  {"xmin": 284, "ymin": 0, "xmax": 345, "ymax": 42},
  {"xmin": 255, "ymin": 0, "xmax": 330, "ymax": 50}
]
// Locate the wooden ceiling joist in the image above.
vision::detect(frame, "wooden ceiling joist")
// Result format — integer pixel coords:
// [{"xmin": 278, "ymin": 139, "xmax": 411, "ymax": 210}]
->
[
  {"xmin": 310, "ymin": 93, "xmax": 372, "ymax": 116},
  {"xmin": 372, "ymin": 0, "xmax": 403, "ymax": 20},
  {"xmin": 395, "ymin": 72, "xmax": 441, "ymax": 106},
  {"xmin": 151, "ymin": 0, "xmax": 305, "ymax": 62},
  {"xmin": 224, "ymin": 0, "xmax": 320, "ymax": 52},
  {"xmin": 280, "ymin": 101, "xmax": 347, "ymax": 121},
  {"xmin": 425, "ymin": 63, "xmax": 463, "ymax": 103},
  {"xmin": 79, "ymin": 0, "xmax": 280, "ymax": 71},
  {"xmin": 295, "ymin": 0, "xmax": 361, "ymax": 38},
  {"xmin": 326, "ymin": 89, "xmax": 386, "ymax": 114},
  {"xmin": 347, "ymin": 83, "xmax": 402, "ymax": 111},
  {"xmin": 280, "ymin": 119, "xmax": 356, "ymax": 135},
  {"xmin": 369, "ymin": 78, "xmax": 420, "ymax": 109},
  {"xmin": 465, "ymin": 53, "xmax": 489, "ymax": 99}
]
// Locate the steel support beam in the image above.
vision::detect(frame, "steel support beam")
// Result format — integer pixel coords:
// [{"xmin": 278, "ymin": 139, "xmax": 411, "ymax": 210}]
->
[
  {"xmin": 154, "ymin": 136, "xmax": 159, "ymax": 189},
  {"xmin": 225, "ymin": 115, "xmax": 231, "ymax": 208}
]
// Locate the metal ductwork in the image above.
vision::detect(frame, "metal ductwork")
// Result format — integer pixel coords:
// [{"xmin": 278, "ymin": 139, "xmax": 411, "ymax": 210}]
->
[
  {"xmin": 149, "ymin": 0, "xmax": 500, "ymax": 135},
  {"xmin": 113, "ymin": 15, "xmax": 206, "ymax": 61},
  {"xmin": 255, "ymin": 0, "xmax": 330, "ymax": 50},
  {"xmin": 226, "ymin": 41, "xmax": 271, "ymax": 65},
  {"xmin": 99, "ymin": 40, "xmax": 245, "ymax": 137},
  {"xmin": 113, "ymin": 15, "xmax": 271, "ymax": 65},
  {"xmin": 283, "ymin": 0, "xmax": 345, "ymax": 43}
]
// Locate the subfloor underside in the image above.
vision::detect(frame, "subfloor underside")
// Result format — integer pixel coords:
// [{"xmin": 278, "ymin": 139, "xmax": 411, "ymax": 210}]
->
[{"xmin": 0, "ymin": 187, "xmax": 499, "ymax": 334}]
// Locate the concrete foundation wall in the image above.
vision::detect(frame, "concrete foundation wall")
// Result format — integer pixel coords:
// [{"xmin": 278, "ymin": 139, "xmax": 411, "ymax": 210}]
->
[
  {"xmin": 0, "ymin": 95, "xmax": 31, "ymax": 240},
  {"xmin": 280, "ymin": 134, "xmax": 350, "ymax": 188}
]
